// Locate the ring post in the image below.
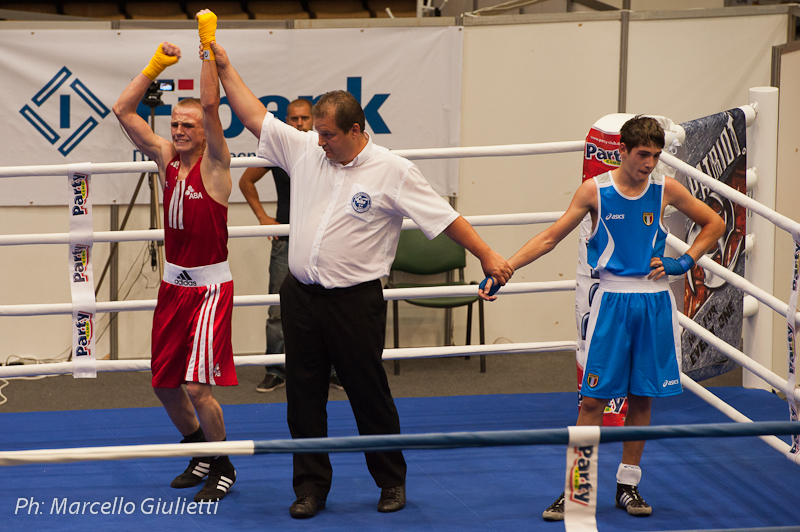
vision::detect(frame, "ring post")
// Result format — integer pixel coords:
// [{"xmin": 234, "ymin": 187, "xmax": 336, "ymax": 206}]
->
[{"xmin": 743, "ymin": 86, "xmax": 779, "ymax": 391}]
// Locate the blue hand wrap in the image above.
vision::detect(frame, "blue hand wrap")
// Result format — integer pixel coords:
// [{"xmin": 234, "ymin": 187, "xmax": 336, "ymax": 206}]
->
[
  {"xmin": 660, "ymin": 253, "xmax": 695, "ymax": 275},
  {"xmin": 479, "ymin": 276, "xmax": 501, "ymax": 296}
]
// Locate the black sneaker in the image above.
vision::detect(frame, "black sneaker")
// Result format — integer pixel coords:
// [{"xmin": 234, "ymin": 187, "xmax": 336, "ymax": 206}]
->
[
  {"xmin": 615, "ymin": 483, "xmax": 652, "ymax": 516},
  {"xmin": 330, "ymin": 374, "xmax": 344, "ymax": 390},
  {"xmin": 194, "ymin": 456, "xmax": 236, "ymax": 502},
  {"xmin": 542, "ymin": 492, "xmax": 565, "ymax": 521},
  {"xmin": 171, "ymin": 457, "xmax": 210, "ymax": 488},
  {"xmin": 256, "ymin": 373, "xmax": 285, "ymax": 393}
]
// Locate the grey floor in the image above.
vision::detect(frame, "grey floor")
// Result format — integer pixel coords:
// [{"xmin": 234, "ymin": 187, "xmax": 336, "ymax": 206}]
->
[{"xmin": 0, "ymin": 351, "xmax": 742, "ymax": 413}]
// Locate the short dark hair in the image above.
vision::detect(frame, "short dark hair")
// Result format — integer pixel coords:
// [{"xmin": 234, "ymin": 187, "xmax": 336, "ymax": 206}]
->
[
  {"xmin": 288, "ymin": 98, "xmax": 312, "ymax": 112},
  {"xmin": 620, "ymin": 116, "xmax": 664, "ymax": 151},
  {"xmin": 312, "ymin": 90, "xmax": 365, "ymax": 134}
]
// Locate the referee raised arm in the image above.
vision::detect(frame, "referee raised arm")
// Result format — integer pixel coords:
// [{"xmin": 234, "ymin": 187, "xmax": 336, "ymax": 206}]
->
[{"xmin": 209, "ymin": 37, "xmax": 513, "ymax": 519}]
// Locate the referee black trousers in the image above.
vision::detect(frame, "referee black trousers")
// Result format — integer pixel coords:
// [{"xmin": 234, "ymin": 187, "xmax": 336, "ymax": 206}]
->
[{"xmin": 281, "ymin": 273, "xmax": 407, "ymax": 500}]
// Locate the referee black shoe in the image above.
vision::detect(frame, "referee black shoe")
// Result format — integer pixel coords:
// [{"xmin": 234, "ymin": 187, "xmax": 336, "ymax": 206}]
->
[
  {"xmin": 615, "ymin": 483, "xmax": 652, "ymax": 516},
  {"xmin": 542, "ymin": 492, "xmax": 565, "ymax": 521},
  {"xmin": 171, "ymin": 457, "xmax": 210, "ymax": 488}
]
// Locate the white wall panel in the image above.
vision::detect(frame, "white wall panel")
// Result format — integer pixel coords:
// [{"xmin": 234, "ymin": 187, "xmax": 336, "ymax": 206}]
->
[{"xmin": 626, "ymin": 14, "xmax": 786, "ymax": 122}]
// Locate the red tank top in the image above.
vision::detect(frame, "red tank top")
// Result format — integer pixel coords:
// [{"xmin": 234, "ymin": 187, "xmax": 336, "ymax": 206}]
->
[{"xmin": 163, "ymin": 155, "xmax": 228, "ymax": 267}]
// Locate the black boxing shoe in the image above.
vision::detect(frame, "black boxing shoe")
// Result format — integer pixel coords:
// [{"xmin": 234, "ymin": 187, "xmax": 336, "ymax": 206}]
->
[
  {"xmin": 615, "ymin": 483, "xmax": 652, "ymax": 516},
  {"xmin": 171, "ymin": 457, "xmax": 210, "ymax": 488},
  {"xmin": 542, "ymin": 492, "xmax": 565, "ymax": 521}
]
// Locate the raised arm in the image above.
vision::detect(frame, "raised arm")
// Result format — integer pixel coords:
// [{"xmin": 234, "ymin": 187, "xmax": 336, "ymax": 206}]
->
[
  {"xmin": 112, "ymin": 42, "xmax": 179, "ymax": 172},
  {"xmin": 648, "ymin": 176, "xmax": 725, "ymax": 280},
  {"xmin": 197, "ymin": 10, "xmax": 232, "ymax": 205},
  {"xmin": 208, "ymin": 40, "xmax": 267, "ymax": 138}
]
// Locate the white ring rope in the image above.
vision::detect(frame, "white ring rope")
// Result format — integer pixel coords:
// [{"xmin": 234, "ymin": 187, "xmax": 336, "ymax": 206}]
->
[
  {"xmin": 0, "ymin": 141, "xmax": 585, "ymax": 179},
  {"xmin": 0, "ymin": 124, "xmax": 798, "ymax": 473},
  {"xmin": 0, "ymin": 213, "xmax": 563, "ymax": 247},
  {"xmin": 0, "ymin": 281, "xmax": 577, "ymax": 317},
  {"xmin": 678, "ymin": 315, "xmax": 800, "ymax": 405},
  {"xmin": 667, "ymin": 234, "xmax": 800, "ymax": 327},
  {"xmin": 660, "ymin": 152, "xmax": 800, "ymax": 237},
  {"xmin": 0, "ymin": 341, "xmax": 578, "ymax": 379},
  {"xmin": 680, "ymin": 374, "xmax": 792, "ymax": 457}
]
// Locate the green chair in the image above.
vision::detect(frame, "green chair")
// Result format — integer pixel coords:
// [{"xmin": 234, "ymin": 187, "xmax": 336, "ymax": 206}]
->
[{"xmin": 387, "ymin": 229, "xmax": 485, "ymax": 375}]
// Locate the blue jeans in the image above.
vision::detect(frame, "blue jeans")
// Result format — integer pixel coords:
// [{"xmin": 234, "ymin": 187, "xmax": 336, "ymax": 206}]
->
[{"xmin": 266, "ymin": 239, "xmax": 289, "ymax": 378}]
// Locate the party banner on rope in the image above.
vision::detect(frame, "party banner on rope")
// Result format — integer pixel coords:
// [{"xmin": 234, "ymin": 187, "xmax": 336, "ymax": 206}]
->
[
  {"xmin": 67, "ymin": 163, "xmax": 96, "ymax": 379},
  {"xmin": 786, "ymin": 236, "xmax": 800, "ymax": 456},
  {"xmin": 564, "ymin": 426, "xmax": 600, "ymax": 532}
]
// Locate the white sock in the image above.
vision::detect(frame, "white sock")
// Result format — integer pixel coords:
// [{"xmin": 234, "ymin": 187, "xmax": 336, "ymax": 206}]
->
[{"xmin": 616, "ymin": 463, "xmax": 642, "ymax": 486}]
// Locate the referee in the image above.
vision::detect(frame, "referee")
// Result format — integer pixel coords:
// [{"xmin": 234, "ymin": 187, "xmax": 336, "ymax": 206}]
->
[{"xmin": 210, "ymin": 39, "xmax": 513, "ymax": 519}]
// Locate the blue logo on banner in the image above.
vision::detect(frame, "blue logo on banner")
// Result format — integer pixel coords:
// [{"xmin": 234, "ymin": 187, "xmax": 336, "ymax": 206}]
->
[
  {"xmin": 351, "ymin": 192, "xmax": 371, "ymax": 213},
  {"xmin": 221, "ymin": 76, "xmax": 391, "ymax": 138},
  {"xmin": 20, "ymin": 67, "xmax": 110, "ymax": 157}
]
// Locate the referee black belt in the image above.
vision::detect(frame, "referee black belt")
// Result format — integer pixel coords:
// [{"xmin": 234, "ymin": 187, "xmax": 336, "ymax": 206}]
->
[{"xmin": 296, "ymin": 277, "xmax": 381, "ymax": 294}]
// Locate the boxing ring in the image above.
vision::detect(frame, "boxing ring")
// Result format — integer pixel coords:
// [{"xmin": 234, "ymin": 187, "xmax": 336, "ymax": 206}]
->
[{"xmin": 0, "ymin": 96, "xmax": 799, "ymax": 531}]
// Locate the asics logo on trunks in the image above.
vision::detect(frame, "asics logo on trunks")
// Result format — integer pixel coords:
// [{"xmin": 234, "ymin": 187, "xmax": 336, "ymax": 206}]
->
[
  {"xmin": 173, "ymin": 270, "xmax": 197, "ymax": 286},
  {"xmin": 662, "ymin": 379, "xmax": 679, "ymax": 387},
  {"xmin": 605, "ymin": 213, "xmax": 624, "ymax": 220},
  {"xmin": 185, "ymin": 185, "xmax": 203, "ymax": 200}
]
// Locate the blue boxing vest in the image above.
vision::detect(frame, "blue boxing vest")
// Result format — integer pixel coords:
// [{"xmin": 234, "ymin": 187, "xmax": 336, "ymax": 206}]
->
[{"xmin": 587, "ymin": 171, "xmax": 667, "ymax": 276}]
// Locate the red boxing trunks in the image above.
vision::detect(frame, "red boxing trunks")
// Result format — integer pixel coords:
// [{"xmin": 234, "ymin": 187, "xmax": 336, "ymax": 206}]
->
[{"xmin": 151, "ymin": 261, "xmax": 237, "ymax": 388}]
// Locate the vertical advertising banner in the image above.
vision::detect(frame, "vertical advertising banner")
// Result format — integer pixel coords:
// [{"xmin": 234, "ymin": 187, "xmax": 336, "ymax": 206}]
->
[
  {"xmin": 67, "ymin": 163, "xmax": 97, "ymax": 378},
  {"xmin": 785, "ymin": 238, "xmax": 799, "ymax": 456},
  {"xmin": 677, "ymin": 109, "xmax": 747, "ymax": 381}
]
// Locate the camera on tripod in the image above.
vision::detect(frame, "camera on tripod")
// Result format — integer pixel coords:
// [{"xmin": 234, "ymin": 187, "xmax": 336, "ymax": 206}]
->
[{"xmin": 142, "ymin": 79, "xmax": 174, "ymax": 109}]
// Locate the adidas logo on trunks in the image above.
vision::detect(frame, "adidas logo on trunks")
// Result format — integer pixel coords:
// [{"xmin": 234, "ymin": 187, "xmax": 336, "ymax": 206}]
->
[{"xmin": 174, "ymin": 270, "xmax": 197, "ymax": 287}]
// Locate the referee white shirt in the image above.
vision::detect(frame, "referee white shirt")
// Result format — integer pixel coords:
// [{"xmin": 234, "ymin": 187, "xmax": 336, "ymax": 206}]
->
[{"xmin": 256, "ymin": 112, "xmax": 458, "ymax": 289}]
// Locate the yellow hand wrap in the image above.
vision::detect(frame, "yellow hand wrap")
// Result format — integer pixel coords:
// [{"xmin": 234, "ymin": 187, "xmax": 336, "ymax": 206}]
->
[
  {"xmin": 197, "ymin": 12, "xmax": 217, "ymax": 61},
  {"xmin": 141, "ymin": 43, "xmax": 179, "ymax": 81}
]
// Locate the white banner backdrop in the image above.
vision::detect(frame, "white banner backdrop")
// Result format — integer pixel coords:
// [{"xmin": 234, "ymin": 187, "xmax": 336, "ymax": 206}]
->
[{"xmin": 0, "ymin": 27, "xmax": 463, "ymax": 205}]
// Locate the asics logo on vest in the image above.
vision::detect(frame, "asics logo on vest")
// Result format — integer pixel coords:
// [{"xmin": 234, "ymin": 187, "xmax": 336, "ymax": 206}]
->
[
  {"xmin": 174, "ymin": 270, "xmax": 197, "ymax": 286},
  {"xmin": 185, "ymin": 185, "xmax": 203, "ymax": 200},
  {"xmin": 605, "ymin": 213, "xmax": 624, "ymax": 220}
]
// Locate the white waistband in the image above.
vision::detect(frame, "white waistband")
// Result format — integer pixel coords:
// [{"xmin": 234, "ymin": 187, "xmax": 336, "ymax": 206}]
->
[
  {"xmin": 598, "ymin": 270, "xmax": 670, "ymax": 293},
  {"xmin": 163, "ymin": 261, "xmax": 232, "ymax": 287}
]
